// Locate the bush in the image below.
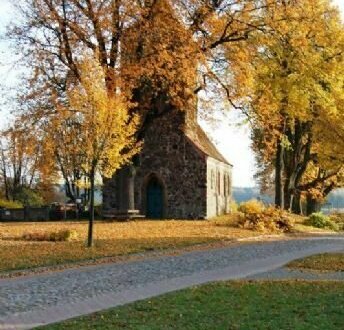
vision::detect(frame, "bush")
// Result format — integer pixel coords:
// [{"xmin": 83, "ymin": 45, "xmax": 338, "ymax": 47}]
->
[
  {"xmin": 15, "ymin": 187, "xmax": 44, "ymax": 207},
  {"xmin": 329, "ymin": 213, "xmax": 344, "ymax": 231},
  {"xmin": 306, "ymin": 213, "xmax": 338, "ymax": 231},
  {"xmin": 22, "ymin": 229, "xmax": 79, "ymax": 242},
  {"xmin": 237, "ymin": 205, "xmax": 293, "ymax": 233},
  {"xmin": 49, "ymin": 229, "xmax": 79, "ymax": 241},
  {"xmin": 238, "ymin": 199, "xmax": 265, "ymax": 214},
  {"xmin": 0, "ymin": 199, "xmax": 23, "ymax": 209}
]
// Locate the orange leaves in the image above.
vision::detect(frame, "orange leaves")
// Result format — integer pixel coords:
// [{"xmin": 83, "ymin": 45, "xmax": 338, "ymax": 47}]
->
[{"xmin": 121, "ymin": 0, "xmax": 199, "ymax": 111}]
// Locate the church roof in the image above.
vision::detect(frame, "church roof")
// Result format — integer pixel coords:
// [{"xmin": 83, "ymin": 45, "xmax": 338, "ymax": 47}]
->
[{"xmin": 185, "ymin": 125, "xmax": 232, "ymax": 166}]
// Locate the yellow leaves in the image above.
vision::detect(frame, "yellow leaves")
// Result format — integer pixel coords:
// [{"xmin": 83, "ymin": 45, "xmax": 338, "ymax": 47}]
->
[
  {"xmin": 251, "ymin": 0, "xmax": 344, "ymax": 142},
  {"xmin": 249, "ymin": 0, "xmax": 344, "ymax": 201},
  {"xmin": 288, "ymin": 253, "xmax": 344, "ymax": 272},
  {"xmin": 50, "ymin": 54, "xmax": 141, "ymax": 180},
  {"xmin": 0, "ymin": 199, "xmax": 23, "ymax": 209}
]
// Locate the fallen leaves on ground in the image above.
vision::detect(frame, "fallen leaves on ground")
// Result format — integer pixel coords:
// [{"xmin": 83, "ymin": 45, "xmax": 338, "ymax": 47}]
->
[
  {"xmin": 0, "ymin": 220, "xmax": 260, "ymax": 273},
  {"xmin": 287, "ymin": 253, "xmax": 344, "ymax": 272}
]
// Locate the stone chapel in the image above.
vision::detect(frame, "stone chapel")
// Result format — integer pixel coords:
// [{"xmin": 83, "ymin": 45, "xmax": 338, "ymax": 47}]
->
[
  {"xmin": 103, "ymin": 107, "xmax": 233, "ymax": 219},
  {"xmin": 102, "ymin": 1, "xmax": 232, "ymax": 219}
]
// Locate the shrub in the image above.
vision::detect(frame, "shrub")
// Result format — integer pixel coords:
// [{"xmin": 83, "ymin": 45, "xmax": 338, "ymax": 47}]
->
[
  {"xmin": 22, "ymin": 232, "xmax": 49, "ymax": 241},
  {"xmin": 306, "ymin": 213, "xmax": 338, "ymax": 231},
  {"xmin": 329, "ymin": 213, "xmax": 344, "ymax": 231},
  {"xmin": 238, "ymin": 206, "xmax": 293, "ymax": 233},
  {"xmin": 0, "ymin": 199, "xmax": 23, "ymax": 209},
  {"xmin": 15, "ymin": 187, "xmax": 44, "ymax": 207},
  {"xmin": 22, "ymin": 229, "xmax": 79, "ymax": 242},
  {"xmin": 238, "ymin": 199, "xmax": 265, "ymax": 214},
  {"xmin": 49, "ymin": 229, "xmax": 79, "ymax": 241}
]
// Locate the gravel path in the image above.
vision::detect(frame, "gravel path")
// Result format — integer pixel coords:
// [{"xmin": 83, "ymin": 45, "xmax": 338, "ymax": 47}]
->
[{"xmin": 0, "ymin": 236, "xmax": 343, "ymax": 329}]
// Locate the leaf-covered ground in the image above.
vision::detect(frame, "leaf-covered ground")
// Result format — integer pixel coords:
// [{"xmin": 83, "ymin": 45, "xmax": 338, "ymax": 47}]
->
[
  {"xmin": 0, "ymin": 220, "xmax": 261, "ymax": 273},
  {"xmin": 288, "ymin": 253, "xmax": 344, "ymax": 272},
  {"xmin": 39, "ymin": 281, "xmax": 344, "ymax": 330}
]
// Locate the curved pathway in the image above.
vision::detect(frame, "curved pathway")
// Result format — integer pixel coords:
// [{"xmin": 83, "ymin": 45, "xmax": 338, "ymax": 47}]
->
[{"xmin": 0, "ymin": 236, "xmax": 343, "ymax": 329}]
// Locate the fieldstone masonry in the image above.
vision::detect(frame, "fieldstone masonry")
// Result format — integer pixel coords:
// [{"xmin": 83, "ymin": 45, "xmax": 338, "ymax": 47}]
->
[{"xmin": 103, "ymin": 108, "xmax": 232, "ymax": 219}]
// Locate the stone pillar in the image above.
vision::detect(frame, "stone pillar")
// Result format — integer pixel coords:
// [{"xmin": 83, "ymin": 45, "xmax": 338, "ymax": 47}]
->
[
  {"xmin": 110, "ymin": 164, "xmax": 144, "ymax": 220},
  {"xmin": 127, "ymin": 165, "xmax": 136, "ymax": 210}
]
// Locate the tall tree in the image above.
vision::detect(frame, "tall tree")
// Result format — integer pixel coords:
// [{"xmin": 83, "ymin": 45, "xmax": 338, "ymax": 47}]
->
[
  {"xmin": 8, "ymin": 0, "xmax": 270, "ymax": 120},
  {"xmin": 43, "ymin": 113, "xmax": 90, "ymax": 203},
  {"xmin": 0, "ymin": 123, "xmax": 41, "ymax": 203},
  {"xmin": 248, "ymin": 0, "xmax": 344, "ymax": 212},
  {"xmin": 298, "ymin": 111, "xmax": 344, "ymax": 214},
  {"xmin": 48, "ymin": 55, "xmax": 140, "ymax": 247},
  {"xmin": 7, "ymin": 0, "xmax": 272, "ymax": 208}
]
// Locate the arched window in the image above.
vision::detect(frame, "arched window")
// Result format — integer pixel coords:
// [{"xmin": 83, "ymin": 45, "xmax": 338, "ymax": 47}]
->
[
  {"xmin": 211, "ymin": 170, "xmax": 215, "ymax": 189},
  {"xmin": 224, "ymin": 174, "xmax": 227, "ymax": 196},
  {"xmin": 227, "ymin": 174, "xmax": 231, "ymax": 196}
]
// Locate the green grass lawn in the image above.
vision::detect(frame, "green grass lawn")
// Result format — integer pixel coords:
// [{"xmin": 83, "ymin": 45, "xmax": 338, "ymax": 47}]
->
[
  {"xmin": 39, "ymin": 281, "xmax": 344, "ymax": 330},
  {"xmin": 288, "ymin": 253, "xmax": 344, "ymax": 272}
]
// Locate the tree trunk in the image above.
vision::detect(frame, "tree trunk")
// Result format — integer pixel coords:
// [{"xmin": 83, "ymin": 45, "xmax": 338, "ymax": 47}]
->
[
  {"xmin": 306, "ymin": 195, "xmax": 321, "ymax": 215},
  {"xmin": 283, "ymin": 120, "xmax": 313, "ymax": 213},
  {"xmin": 4, "ymin": 176, "xmax": 9, "ymax": 201},
  {"xmin": 289, "ymin": 193, "xmax": 294, "ymax": 212},
  {"xmin": 275, "ymin": 140, "xmax": 284, "ymax": 209},
  {"xmin": 84, "ymin": 176, "xmax": 90, "ymax": 205},
  {"xmin": 87, "ymin": 170, "xmax": 95, "ymax": 248},
  {"xmin": 65, "ymin": 180, "xmax": 76, "ymax": 202},
  {"xmin": 284, "ymin": 173, "xmax": 291, "ymax": 211},
  {"xmin": 299, "ymin": 195, "xmax": 304, "ymax": 216},
  {"xmin": 291, "ymin": 192, "xmax": 302, "ymax": 214}
]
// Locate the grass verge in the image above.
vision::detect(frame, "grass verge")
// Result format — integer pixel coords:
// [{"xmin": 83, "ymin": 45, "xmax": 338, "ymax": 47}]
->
[
  {"xmin": 39, "ymin": 281, "xmax": 344, "ymax": 330},
  {"xmin": 288, "ymin": 253, "xmax": 344, "ymax": 272}
]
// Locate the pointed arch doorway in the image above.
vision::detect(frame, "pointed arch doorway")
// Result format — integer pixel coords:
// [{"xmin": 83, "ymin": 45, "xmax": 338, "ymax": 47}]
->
[{"xmin": 146, "ymin": 176, "xmax": 164, "ymax": 219}]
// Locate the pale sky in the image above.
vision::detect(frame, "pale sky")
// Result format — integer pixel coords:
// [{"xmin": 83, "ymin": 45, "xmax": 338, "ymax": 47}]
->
[{"xmin": 0, "ymin": 0, "xmax": 343, "ymax": 187}]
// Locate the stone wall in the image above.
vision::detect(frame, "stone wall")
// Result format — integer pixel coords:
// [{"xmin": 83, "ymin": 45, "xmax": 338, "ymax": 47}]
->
[
  {"xmin": 103, "ymin": 110, "xmax": 208, "ymax": 219},
  {"xmin": 206, "ymin": 157, "xmax": 233, "ymax": 218},
  {"xmin": 0, "ymin": 207, "xmax": 50, "ymax": 222},
  {"xmin": 103, "ymin": 102, "xmax": 235, "ymax": 220}
]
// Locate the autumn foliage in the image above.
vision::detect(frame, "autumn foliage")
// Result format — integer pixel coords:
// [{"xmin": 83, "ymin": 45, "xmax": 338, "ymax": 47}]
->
[
  {"xmin": 247, "ymin": 0, "xmax": 344, "ymax": 213},
  {"xmin": 0, "ymin": 0, "xmax": 342, "ymax": 219},
  {"xmin": 237, "ymin": 200, "xmax": 293, "ymax": 233}
]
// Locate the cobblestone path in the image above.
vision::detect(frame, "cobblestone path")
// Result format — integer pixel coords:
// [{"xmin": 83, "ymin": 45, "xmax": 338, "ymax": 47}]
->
[{"xmin": 0, "ymin": 236, "xmax": 343, "ymax": 329}]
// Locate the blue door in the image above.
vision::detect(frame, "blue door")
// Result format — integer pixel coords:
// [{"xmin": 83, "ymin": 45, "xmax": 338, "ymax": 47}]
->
[{"xmin": 147, "ymin": 178, "xmax": 163, "ymax": 218}]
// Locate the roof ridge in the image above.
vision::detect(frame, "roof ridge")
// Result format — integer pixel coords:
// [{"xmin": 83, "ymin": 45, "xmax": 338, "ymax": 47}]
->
[{"xmin": 184, "ymin": 124, "xmax": 232, "ymax": 165}]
